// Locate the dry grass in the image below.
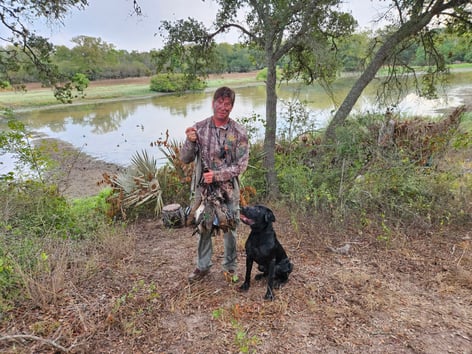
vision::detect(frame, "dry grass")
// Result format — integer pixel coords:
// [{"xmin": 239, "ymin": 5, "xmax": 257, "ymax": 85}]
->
[{"xmin": 1, "ymin": 208, "xmax": 471, "ymax": 353}]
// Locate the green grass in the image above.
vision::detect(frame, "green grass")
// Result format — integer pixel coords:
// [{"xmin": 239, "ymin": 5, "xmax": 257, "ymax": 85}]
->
[
  {"xmin": 376, "ymin": 62, "xmax": 472, "ymax": 76},
  {"xmin": 0, "ymin": 83, "xmax": 158, "ymax": 110},
  {"xmin": 449, "ymin": 62, "xmax": 472, "ymax": 70},
  {"xmin": 205, "ymin": 76, "xmax": 262, "ymax": 88}
]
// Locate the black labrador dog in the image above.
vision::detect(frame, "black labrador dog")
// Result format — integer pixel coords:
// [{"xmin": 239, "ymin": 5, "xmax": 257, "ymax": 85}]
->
[{"xmin": 239, "ymin": 205, "xmax": 293, "ymax": 300}]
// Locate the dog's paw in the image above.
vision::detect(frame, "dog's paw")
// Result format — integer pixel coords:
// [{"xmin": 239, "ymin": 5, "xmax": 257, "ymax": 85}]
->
[
  {"xmin": 239, "ymin": 283, "xmax": 250, "ymax": 292},
  {"xmin": 264, "ymin": 290, "xmax": 274, "ymax": 301}
]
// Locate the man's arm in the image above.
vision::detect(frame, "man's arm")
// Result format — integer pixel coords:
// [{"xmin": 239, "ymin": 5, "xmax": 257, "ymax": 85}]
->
[{"xmin": 180, "ymin": 127, "xmax": 198, "ymax": 164}]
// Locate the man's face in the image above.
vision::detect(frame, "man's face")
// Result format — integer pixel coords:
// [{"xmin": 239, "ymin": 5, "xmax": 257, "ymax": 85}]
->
[{"xmin": 212, "ymin": 96, "xmax": 233, "ymax": 121}]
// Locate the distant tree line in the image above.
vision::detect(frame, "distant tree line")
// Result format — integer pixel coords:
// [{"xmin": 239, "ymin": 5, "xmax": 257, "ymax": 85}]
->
[
  {"xmin": 0, "ymin": 29, "xmax": 470, "ymax": 85},
  {"xmin": 337, "ymin": 29, "xmax": 472, "ymax": 72}
]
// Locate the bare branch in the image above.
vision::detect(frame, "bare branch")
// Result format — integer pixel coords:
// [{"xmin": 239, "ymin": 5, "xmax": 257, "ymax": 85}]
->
[
  {"xmin": 0, "ymin": 334, "xmax": 74, "ymax": 352},
  {"xmin": 207, "ymin": 23, "xmax": 254, "ymax": 41}
]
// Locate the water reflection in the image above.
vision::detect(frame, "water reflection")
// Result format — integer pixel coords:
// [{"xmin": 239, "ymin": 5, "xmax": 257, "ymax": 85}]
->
[{"xmin": 5, "ymin": 71, "xmax": 471, "ymax": 167}]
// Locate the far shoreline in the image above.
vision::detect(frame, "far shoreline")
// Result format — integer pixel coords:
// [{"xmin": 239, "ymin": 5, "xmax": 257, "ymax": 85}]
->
[
  {"xmin": 0, "ymin": 71, "xmax": 263, "ymax": 114},
  {"xmin": 2, "ymin": 67, "xmax": 471, "ymax": 114}
]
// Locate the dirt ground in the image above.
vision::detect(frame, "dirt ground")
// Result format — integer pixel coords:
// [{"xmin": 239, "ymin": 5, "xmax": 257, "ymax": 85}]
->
[{"xmin": 1, "ymin": 76, "xmax": 472, "ymax": 353}]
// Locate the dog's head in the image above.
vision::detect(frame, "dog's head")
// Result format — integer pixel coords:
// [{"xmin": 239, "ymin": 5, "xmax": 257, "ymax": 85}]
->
[{"xmin": 240, "ymin": 205, "xmax": 275, "ymax": 229}]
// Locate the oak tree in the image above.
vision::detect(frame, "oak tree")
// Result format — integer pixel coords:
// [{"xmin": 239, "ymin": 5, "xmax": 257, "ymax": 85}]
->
[
  {"xmin": 0, "ymin": 0, "xmax": 89, "ymax": 98},
  {"xmin": 326, "ymin": 0, "xmax": 472, "ymax": 141},
  {"xmin": 0, "ymin": 0, "xmax": 142, "ymax": 101},
  {"xmin": 156, "ymin": 0, "xmax": 355, "ymax": 196}
]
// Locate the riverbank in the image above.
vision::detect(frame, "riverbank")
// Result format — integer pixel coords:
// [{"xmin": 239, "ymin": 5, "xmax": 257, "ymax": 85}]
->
[{"xmin": 38, "ymin": 137, "xmax": 123, "ymax": 198}]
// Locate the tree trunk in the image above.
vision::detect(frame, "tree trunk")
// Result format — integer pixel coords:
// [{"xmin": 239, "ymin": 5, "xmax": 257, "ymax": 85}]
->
[
  {"xmin": 324, "ymin": 0, "xmax": 456, "ymax": 143},
  {"xmin": 263, "ymin": 58, "xmax": 279, "ymax": 197}
]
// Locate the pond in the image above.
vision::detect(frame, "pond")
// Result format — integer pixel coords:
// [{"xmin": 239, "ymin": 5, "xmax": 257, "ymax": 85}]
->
[{"xmin": 3, "ymin": 71, "xmax": 472, "ymax": 170}]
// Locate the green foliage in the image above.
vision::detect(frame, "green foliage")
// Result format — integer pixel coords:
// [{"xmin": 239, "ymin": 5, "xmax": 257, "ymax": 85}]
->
[
  {"xmin": 0, "ymin": 80, "xmax": 11, "ymax": 89},
  {"xmin": 240, "ymin": 143, "xmax": 267, "ymax": 197},
  {"xmin": 336, "ymin": 31, "xmax": 371, "ymax": 72},
  {"xmin": 156, "ymin": 165, "xmax": 190, "ymax": 207},
  {"xmin": 456, "ymin": 112, "xmax": 472, "ymax": 138},
  {"xmin": 149, "ymin": 73, "xmax": 206, "ymax": 93},
  {"xmin": 277, "ymin": 159, "xmax": 316, "ymax": 208},
  {"xmin": 0, "ymin": 250, "xmax": 16, "ymax": 313},
  {"xmin": 70, "ymin": 188, "xmax": 113, "ymax": 228},
  {"xmin": 255, "ymin": 67, "xmax": 282, "ymax": 81},
  {"xmin": 71, "ymin": 72, "xmax": 89, "ymax": 96},
  {"xmin": 210, "ymin": 306, "xmax": 260, "ymax": 353},
  {"xmin": 0, "ymin": 181, "xmax": 111, "ymax": 312},
  {"xmin": 0, "ymin": 240, "xmax": 29, "ymax": 313},
  {"xmin": 271, "ymin": 102, "xmax": 471, "ymax": 229},
  {"xmin": 45, "ymin": 70, "xmax": 89, "ymax": 103},
  {"xmin": 0, "ymin": 115, "xmax": 50, "ymax": 182},
  {"xmin": 214, "ymin": 43, "xmax": 265, "ymax": 73},
  {"xmin": 236, "ymin": 112, "xmax": 266, "ymax": 144},
  {"xmin": 0, "ymin": 179, "xmax": 111, "ymax": 312},
  {"xmin": 0, "ymin": 1, "xmax": 91, "ymax": 102},
  {"xmin": 278, "ymin": 98, "xmax": 317, "ymax": 142},
  {"xmin": 232, "ymin": 318, "xmax": 259, "ymax": 353},
  {"xmin": 1, "ymin": 181, "xmax": 109, "ymax": 240}
]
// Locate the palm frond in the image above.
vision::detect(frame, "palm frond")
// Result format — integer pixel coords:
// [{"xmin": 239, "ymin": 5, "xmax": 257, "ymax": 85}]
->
[{"xmin": 108, "ymin": 150, "xmax": 163, "ymax": 218}]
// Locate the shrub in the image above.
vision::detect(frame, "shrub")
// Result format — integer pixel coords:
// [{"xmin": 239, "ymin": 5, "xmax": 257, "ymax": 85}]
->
[
  {"xmin": 240, "ymin": 143, "xmax": 266, "ymax": 198},
  {"xmin": 150, "ymin": 73, "xmax": 206, "ymax": 92},
  {"xmin": 0, "ymin": 80, "xmax": 11, "ymax": 89},
  {"xmin": 0, "ymin": 180, "xmax": 113, "ymax": 313}
]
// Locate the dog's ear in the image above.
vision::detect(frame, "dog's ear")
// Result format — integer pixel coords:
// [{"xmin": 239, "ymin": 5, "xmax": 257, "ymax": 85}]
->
[{"xmin": 264, "ymin": 208, "xmax": 276, "ymax": 223}]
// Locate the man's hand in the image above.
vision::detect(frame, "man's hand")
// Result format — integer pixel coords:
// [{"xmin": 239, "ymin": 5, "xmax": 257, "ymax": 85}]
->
[
  {"xmin": 185, "ymin": 127, "xmax": 197, "ymax": 142},
  {"xmin": 203, "ymin": 170, "xmax": 214, "ymax": 184}
]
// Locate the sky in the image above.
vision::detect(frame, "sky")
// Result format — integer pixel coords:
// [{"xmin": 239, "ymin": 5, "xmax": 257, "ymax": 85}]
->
[{"xmin": 32, "ymin": 0, "xmax": 390, "ymax": 52}]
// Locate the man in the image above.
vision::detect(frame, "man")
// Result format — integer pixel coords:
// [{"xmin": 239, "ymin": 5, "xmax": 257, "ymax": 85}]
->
[{"xmin": 180, "ymin": 86, "xmax": 249, "ymax": 282}]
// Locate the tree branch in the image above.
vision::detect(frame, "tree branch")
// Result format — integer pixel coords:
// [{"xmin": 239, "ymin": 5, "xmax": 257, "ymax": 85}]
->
[
  {"xmin": 207, "ymin": 23, "xmax": 254, "ymax": 41},
  {"xmin": 0, "ymin": 334, "xmax": 75, "ymax": 352}
]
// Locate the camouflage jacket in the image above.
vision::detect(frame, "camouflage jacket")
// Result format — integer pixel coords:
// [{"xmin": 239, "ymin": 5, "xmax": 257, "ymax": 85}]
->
[{"xmin": 180, "ymin": 117, "xmax": 249, "ymax": 206}]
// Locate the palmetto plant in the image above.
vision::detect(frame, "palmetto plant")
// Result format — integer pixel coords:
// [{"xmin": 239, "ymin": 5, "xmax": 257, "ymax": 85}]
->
[
  {"xmin": 152, "ymin": 137, "xmax": 195, "ymax": 206},
  {"xmin": 104, "ymin": 150, "xmax": 163, "ymax": 219}
]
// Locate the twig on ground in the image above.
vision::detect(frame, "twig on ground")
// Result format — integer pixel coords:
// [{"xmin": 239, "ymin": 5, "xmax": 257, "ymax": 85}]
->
[{"xmin": 0, "ymin": 334, "xmax": 73, "ymax": 352}]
